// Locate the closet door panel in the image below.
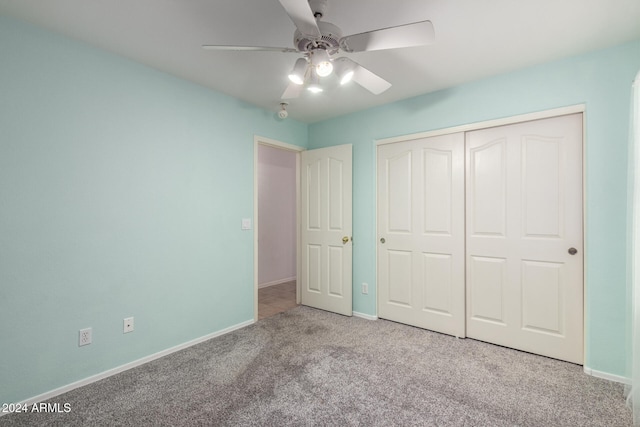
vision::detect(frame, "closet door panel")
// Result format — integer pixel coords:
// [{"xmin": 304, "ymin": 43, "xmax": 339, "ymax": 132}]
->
[
  {"xmin": 378, "ymin": 133, "xmax": 465, "ymax": 337},
  {"xmin": 465, "ymin": 114, "xmax": 583, "ymax": 364}
]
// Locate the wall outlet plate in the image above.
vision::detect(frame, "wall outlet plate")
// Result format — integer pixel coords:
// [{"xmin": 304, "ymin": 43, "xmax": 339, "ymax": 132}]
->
[
  {"xmin": 79, "ymin": 327, "xmax": 92, "ymax": 346},
  {"xmin": 123, "ymin": 317, "xmax": 134, "ymax": 333},
  {"xmin": 362, "ymin": 283, "xmax": 369, "ymax": 295}
]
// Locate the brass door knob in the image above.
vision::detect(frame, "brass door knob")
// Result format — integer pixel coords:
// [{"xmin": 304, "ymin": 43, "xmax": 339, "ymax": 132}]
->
[
  {"xmin": 380, "ymin": 238, "xmax": 386, "ymax": 244},
  {"xmin": 342, "ymin": 236, "xmax": 349, "ymax": 244}
]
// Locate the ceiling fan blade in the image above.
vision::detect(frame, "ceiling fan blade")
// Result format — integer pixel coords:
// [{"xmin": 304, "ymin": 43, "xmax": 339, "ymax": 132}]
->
[
  {"xmin": 278, "ymin": 0, "xmax": 322, "ymax": 39},
  {"xmin": 202, "ymin": 45, "xmax": 299, "ymax": 53},
  {"xmin": 340, "ymin": 20, "xmax": 435, "ymax": 53},
  {"xmin": 281, "ymin": 82, "xmax": 304, "ymax": 99},
  {"xmin": 342, "ymin": 58, "xmax": 391, "ymax": 94}
]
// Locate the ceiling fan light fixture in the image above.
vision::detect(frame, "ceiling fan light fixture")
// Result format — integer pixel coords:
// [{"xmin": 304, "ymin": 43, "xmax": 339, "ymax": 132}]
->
[
  {"xmin": 340, "ymin": 70, "xmax": 354, "ymax": 85},
  {"xmin": 334, "ymin": 58, "xmax": 356, "ymax": 85},
  {"xmin": 310, "ymin": 49, "xmax": 333, "ymax": 77},
  {"xmin": 288, "ymin": 73, "xmax": 304, "ymax": 85},
  {"xmin": 203, "ymin": 4, "xmax": 437, "ymax": 101},
  {"xmin": 306, "ymin": 72, "xmax": 323, "ymax": 93},
  {"xmin": 288, "ymin": 58, "xmax": 308, "ymax": 85},
  {"xmin": 335, "ymin": 61, "xmax": 355, "ymax": 85},
  {"xmin": 316, "ymin": 60, "xmax": 333, "ymax": 77}
]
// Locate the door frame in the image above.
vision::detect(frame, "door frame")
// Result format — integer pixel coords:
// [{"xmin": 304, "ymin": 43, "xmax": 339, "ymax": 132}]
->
[
  {"xmin": 374, "ymin": 104, "xmax": 587, "ymax": 362},
  {"xmin": 253, "ymin": 135, "xmax": 304, "ymax": 322}
]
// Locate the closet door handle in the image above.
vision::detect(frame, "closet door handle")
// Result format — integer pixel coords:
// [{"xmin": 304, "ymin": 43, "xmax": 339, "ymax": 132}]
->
[
  {"xmin": 568, "ymin": 247, "xmax": 577, "ymax": 255},
  {"xmin": 380, "ymin": 238, "xmax": 386, "ymax": 244}
]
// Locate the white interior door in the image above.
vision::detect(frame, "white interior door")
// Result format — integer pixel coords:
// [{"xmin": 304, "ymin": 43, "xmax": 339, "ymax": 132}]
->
[
  {"xmin": 300, "ymin": 144, "xmax": 352, "ymax": 316},
  {"xmin": 465, "ymin": 113, "xmax": 583, "ymax": 364},
  {"xmin": 377, "ymin": 133, "xmax": 465, "ymax": 337}
]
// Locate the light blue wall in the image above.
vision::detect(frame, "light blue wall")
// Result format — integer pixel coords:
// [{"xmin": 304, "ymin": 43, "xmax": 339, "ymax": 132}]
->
[
  {"xmin": 309, "ymin": 40, "xmax": 640, "ymax": 377},
  {"xmin": 0, "ymin": 16, "xmax": 307, "ymax": 404}
]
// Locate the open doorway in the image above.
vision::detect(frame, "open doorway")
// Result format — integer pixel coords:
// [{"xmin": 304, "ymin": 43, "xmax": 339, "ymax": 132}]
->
[{"xmin": 254, "ymin": 137, "xmax": 302, "ymax": 320}]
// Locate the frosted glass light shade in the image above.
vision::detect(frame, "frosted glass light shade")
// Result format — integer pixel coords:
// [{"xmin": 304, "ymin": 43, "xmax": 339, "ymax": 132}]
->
[
  {"xmin": 316, "ymin": 60, "xmax": 333, "ymax": 77},
  {"xmin": 311, "ymin": 49, "xmax": 333, "ymax": 77},
  {"xmin": 335, "ymin": 59, "xmax": 355, "ymax": 85},
  {"xmin": 288, "ymin": 58, "xmax": 308, "ymax": 85}
]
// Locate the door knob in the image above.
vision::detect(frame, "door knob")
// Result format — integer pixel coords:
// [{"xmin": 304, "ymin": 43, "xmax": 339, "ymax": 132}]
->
[
  {"xmin": 568, "ymin": 247, "xmax": 577, "ymax": 255},
  {"xmin": 342, "ymin": 236, "xmax": 349, "ymax": 244},
  {"xmin": 380, "ymin": 238, "xmax": 386, "ymax": 244}
]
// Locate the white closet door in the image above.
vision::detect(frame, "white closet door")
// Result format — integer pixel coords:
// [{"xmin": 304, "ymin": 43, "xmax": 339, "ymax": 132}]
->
[
  {"xmin": 301, "ymin": 144, "xmax": 353, "ymax": 316},
  {"xmin": 377, "ymin": 133, "xmax": 465, "ymax": 337},
  {"xmin": 465, "ymin": 113, "xmax": 583, "ymax": 364}
]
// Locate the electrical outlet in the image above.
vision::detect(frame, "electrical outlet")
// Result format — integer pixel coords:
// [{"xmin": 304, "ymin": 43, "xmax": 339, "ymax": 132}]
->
[
  {"xmin": 79, "ymin": 328, "xmax": 92, "ymax": 346},
  {"xmin": 123, "ymin": 317, "xmax": 134, "ymax": 333},
  {"xmin": 362, "ymin": 283, "xmax": 369, "ymax": 295}
]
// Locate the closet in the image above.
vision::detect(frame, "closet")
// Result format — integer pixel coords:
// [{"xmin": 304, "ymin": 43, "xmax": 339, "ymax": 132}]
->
[{"xmin": 377, "ymin": 113, "xmax": 583, "ymax": 364}]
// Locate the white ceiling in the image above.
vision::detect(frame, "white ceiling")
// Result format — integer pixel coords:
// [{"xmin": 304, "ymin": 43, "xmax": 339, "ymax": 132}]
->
[{"xmin": 1, "ymin": 0, "xmax": 639, "ymax": 123}]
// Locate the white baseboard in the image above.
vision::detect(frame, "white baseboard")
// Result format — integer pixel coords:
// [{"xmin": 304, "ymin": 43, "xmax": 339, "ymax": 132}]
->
[
  {"xmin": 258, "ymin": 276, "xmax": 296, "ymax": 289},
  {"xmin": 583, "ymin": 366, "xmax": 631, "ymax": 384},
  {"xmin": 353, "ymin": 311, "xmax": 378, "ymax": 320},
  {"xmin": 3, "ymin": 318, "xmax": 255, "ymax": 414}
]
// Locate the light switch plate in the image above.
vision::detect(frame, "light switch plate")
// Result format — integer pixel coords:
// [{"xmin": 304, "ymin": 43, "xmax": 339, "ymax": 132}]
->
[{"xmin": 241, "ymin": 218, "xmax": 252, "ymax": 230}]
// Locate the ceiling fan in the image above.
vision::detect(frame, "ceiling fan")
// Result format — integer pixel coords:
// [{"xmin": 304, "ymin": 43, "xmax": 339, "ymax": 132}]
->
[{"xmin": 202, "ymin": 0, "xmax": 435, "ymax": 100}]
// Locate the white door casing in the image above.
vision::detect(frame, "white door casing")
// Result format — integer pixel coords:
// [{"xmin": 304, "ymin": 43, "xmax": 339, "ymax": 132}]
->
[
  {"xmin": 465, "ymin": 113, "xmax": 583, "ymax": 364},
  {"xmin": 377, "ymin": 133, "xmax": 466, "ymax": 337},
  {"xmin": 301, "ymin": 144, "xmax": 353, "ymax": 316}
]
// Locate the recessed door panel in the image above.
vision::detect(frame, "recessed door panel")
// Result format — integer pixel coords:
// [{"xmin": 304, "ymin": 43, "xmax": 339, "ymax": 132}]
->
[
  {"xmin": 521, "ymin": 260, "xmax": 563, "ymax": 336},
  {"xmin": 468, "ymin": 256, "xmax": 506, "ymax": 324},
  {"xmin": 469, "ymin": 140, "xmax": 506, "ymax": 237},
  {"xmin": 306, "ymin": 244, "xmax": 321, "ymax": 293},
  {"xmin": 328, "ymin": 157, "xmax": 344, "ymax": 231},
  {"xmin": 328, "ymin": 246, "xmax": 344, "ymax": 297},
  {"xmin": 387, "ymin": 151, "xmax": 412, "ymax": 233},
  {"xmin": 423, "ymin": 149, "xmax": 452, "ymax": 235},
  {"xmin": 306, "ymin": 159, "xmax": 321, "ymax": 231},
  {"xmin": 387, "ymin": 250, "xmax": 412, "ymax": 306},
  {"xmin": 422, "ymin": 253, "xmax": 452, "ymax": 315},
  {"xmin": 522, "ymin": 136, "xmax": 562, "ymax": 238}
]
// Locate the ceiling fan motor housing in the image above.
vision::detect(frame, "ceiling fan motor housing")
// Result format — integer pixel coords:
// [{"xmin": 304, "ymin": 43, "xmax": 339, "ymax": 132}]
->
[{"xmin": 294, "ymin": 21, "xmax": 342, "ymax": 54}]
